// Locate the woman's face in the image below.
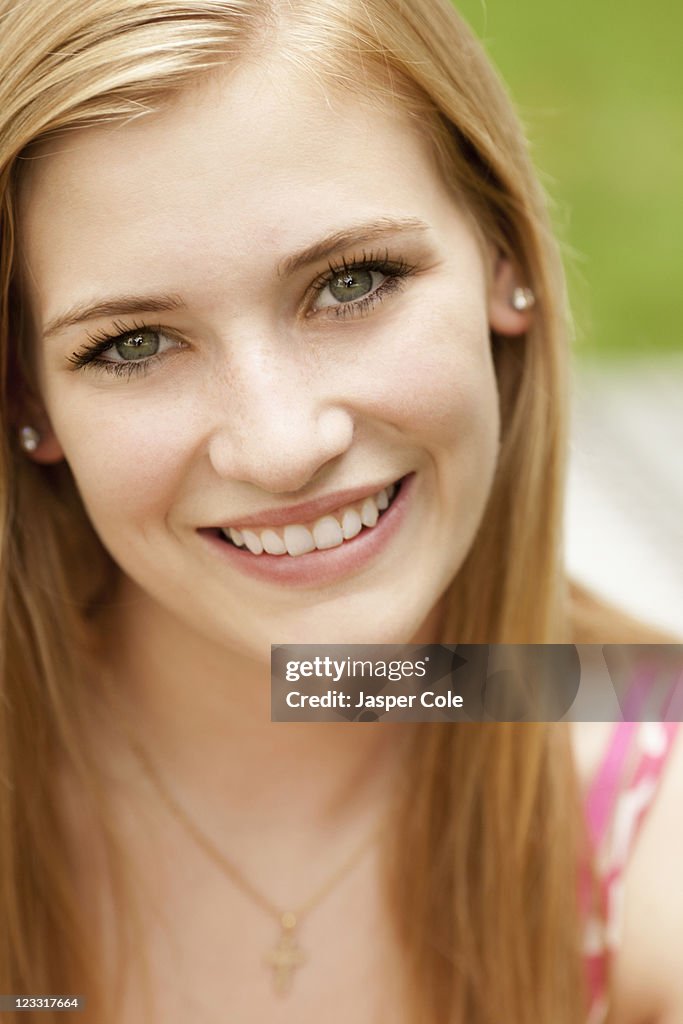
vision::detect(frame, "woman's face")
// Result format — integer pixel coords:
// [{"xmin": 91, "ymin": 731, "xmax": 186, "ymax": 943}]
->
[{"xmin": 18, "ymin": 59, "xmax": 527, "ymax": 660}]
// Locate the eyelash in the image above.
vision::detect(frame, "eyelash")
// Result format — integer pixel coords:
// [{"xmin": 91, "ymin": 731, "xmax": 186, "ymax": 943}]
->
[
  {"xmin": 67, "ymin": 320, "xmax": 170, "ymax": 380},
  {"xmin": 309, "ymin": 249, "xmax": 415, "ymax": 319},
  {"xmin": 66, "ymin": 250, "xmax": 416, "ymax": 380}
]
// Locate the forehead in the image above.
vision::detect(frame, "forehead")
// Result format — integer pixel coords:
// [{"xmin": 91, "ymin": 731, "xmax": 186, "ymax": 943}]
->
[{"xmin": 18, "ymin": 59, "xmax": 458, "ymax": 318}]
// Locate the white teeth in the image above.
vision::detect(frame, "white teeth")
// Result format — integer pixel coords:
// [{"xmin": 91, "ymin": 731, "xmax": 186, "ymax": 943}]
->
[
  {"xmin": 341, "ymin": 508, "xmax": 362, "ymax": 540},
  {"xmin": 222, "ymin": 479, "xmax": 400, "ymax": 556},
  {"xmin": 284, "ymin": 524, "xmax": 316, "ymax": 556},
  {"xmin": 360, "ymin": 496, "xmax": 379, "ymax": 528},
  {"xmin": 241, "ymin": 529, "xmax": 264, "ymax": 555},
  {"xmin": 261, "ymin": 528, "xmax": 287, "ymax": 555},
  {"xmin": 312, "ymin": 515, "xmax": 344, "ymax": 550}
]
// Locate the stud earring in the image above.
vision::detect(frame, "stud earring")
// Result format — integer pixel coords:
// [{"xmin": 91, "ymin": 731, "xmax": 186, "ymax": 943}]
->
[
  {"xmin": 511, "ymin": 286, "xmax": 535, "ymax": 311},
  {"xmin": 509, "ymin": 286, "xmax": 536, "ymax": 309},
  {"xmin": 19, "ymin": 425, "xmax": 41, "ymax": 453}
]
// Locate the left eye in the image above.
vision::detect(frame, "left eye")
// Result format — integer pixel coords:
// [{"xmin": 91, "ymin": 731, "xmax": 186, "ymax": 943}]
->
[{"xmin": 313, "ymin": 269, "xmax": 385, "ymax": 309}]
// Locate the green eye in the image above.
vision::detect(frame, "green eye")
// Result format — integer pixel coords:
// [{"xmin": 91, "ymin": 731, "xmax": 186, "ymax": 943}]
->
[
  {"xmin": 115, "ymin": 330, "xmax": 160, "ymax": 360},
  {"xmin": 328, "ymin": 269, "xmax": 374, "ymax": 303},
  {"xmin": 308, "ymin": 253, "xmax": 415, "ymax": 318}
]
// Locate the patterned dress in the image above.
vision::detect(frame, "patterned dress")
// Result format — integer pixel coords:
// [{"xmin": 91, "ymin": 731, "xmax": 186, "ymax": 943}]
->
[{"xmin": 580, "ymin": 703, "xmax": 681, "ymax": 1023}]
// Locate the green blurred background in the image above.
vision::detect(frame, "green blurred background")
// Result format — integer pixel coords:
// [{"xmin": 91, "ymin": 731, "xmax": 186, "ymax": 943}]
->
[{"xmin": 454, "ymin": 1, "xmax": 682, "ymax": 359}]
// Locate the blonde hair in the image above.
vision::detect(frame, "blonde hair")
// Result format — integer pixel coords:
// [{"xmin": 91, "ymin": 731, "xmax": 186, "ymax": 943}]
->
[{"xmin": 0, "ymin": 0, "xmax": 662, "ymax": 1020}]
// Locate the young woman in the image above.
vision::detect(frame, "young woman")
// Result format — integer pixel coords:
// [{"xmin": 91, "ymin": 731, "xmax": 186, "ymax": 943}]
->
[{"xmin": 1, "ymin": 1, "xmax": 680, "ymax": 1022}]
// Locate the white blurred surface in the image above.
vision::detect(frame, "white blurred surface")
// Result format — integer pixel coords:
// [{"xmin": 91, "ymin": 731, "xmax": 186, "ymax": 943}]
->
[{"xmin": 565, "ymin": 355, "xmax": 683, "ymax": 639}]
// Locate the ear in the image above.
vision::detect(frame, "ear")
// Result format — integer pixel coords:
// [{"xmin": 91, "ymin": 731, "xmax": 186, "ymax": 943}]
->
[
  {"xmin": 487, "ymin": 250, "xmax": 534, "ymax": 337},
  {"xmin": 16, "ymin": 406, "xmax": 65, "ymax": 464}
]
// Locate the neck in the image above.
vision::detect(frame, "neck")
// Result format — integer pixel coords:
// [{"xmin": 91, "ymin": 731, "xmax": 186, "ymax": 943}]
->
[{"xmin": 87, "ymin": 575, "xmax": 429, "ymax": 843}]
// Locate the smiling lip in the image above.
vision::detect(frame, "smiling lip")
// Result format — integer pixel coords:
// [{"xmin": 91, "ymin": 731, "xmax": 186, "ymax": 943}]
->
[
  {"xmin": 199, "ymin": 473, "xmax": 414, "ymax": 587},
  {"xmin": 211, "ymin": 478, "xmax": 402, "ymax": 531}
]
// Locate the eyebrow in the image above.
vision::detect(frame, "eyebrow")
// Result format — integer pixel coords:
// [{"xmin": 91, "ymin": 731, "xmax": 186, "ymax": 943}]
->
[
  {"xmin": 41, "ymin": 216, "xmax": 431, "ymax": 340},
  {"xmin": 42, "ymin": 293, "xmax": 185, "ymax": 340},
  {"xmin": 278, "ymin": 217, "xmax": 431, "ymax": 277}
]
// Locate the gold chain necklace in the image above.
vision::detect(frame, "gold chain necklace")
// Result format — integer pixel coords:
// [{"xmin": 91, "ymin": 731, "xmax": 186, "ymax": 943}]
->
[{"xmin": 127, "ymin": 737, "xmax": 386, "ymax": 996}]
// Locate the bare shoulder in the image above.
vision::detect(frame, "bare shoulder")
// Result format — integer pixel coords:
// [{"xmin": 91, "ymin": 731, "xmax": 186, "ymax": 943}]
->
[
  {"xmin": 607, "ymin": 726, "xmax": 683, "ymax": 1024},
  {"xmin": 569, "ymin": 720, "xmax": 616, "ymax": 793}
]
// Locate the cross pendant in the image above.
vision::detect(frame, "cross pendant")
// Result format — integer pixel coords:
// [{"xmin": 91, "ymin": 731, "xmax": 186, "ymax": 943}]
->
[{"xmin": 265, "ymin": 913, "xmax": 307, "ymax": 995}]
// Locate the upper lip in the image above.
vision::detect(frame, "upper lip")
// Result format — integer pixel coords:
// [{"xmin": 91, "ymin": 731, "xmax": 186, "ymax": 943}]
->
[{"xmin": 211, "ymin": 476, "xmax": 403, "ymax": 530}]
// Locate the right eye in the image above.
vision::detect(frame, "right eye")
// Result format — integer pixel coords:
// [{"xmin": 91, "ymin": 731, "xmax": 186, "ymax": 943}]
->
[
  {"xmin": 103, "ymin": 328, "xmax": 166, "ymax": 361},
  {"xmin": 67, "ymin": 324, "xmax": 185, "ymax": 378}
]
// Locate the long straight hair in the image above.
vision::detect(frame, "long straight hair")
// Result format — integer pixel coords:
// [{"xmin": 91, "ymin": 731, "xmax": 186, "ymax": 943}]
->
[{"xmin": 0, "ymin": 0, "xmax": 640, "ymax": 1020}]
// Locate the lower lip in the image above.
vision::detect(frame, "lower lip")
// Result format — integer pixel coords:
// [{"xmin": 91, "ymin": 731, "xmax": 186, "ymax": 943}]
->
[{"xmin": 198, "ymin": 473, "xmax": 415, "ymax": 588}]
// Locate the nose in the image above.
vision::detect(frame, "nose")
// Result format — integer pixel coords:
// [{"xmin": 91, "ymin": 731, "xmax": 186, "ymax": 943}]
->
[{"xmin": 206, "ymin": 349, "xmax": 355, "ymax": 494}]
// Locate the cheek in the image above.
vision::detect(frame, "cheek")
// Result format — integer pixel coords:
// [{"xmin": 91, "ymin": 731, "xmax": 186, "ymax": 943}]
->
[
  {"xmin": 45, "ymin": 390, "xmax": 194, "ymax": 533},
  {"xmin": 354, "ymin": 300, "xmax": 500, "ymax": 459}
]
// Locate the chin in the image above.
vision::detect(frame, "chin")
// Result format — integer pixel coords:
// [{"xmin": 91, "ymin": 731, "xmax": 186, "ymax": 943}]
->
[{"xmin": 243, "ymin": 601, "xmax": 437, "ymax": 651}]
